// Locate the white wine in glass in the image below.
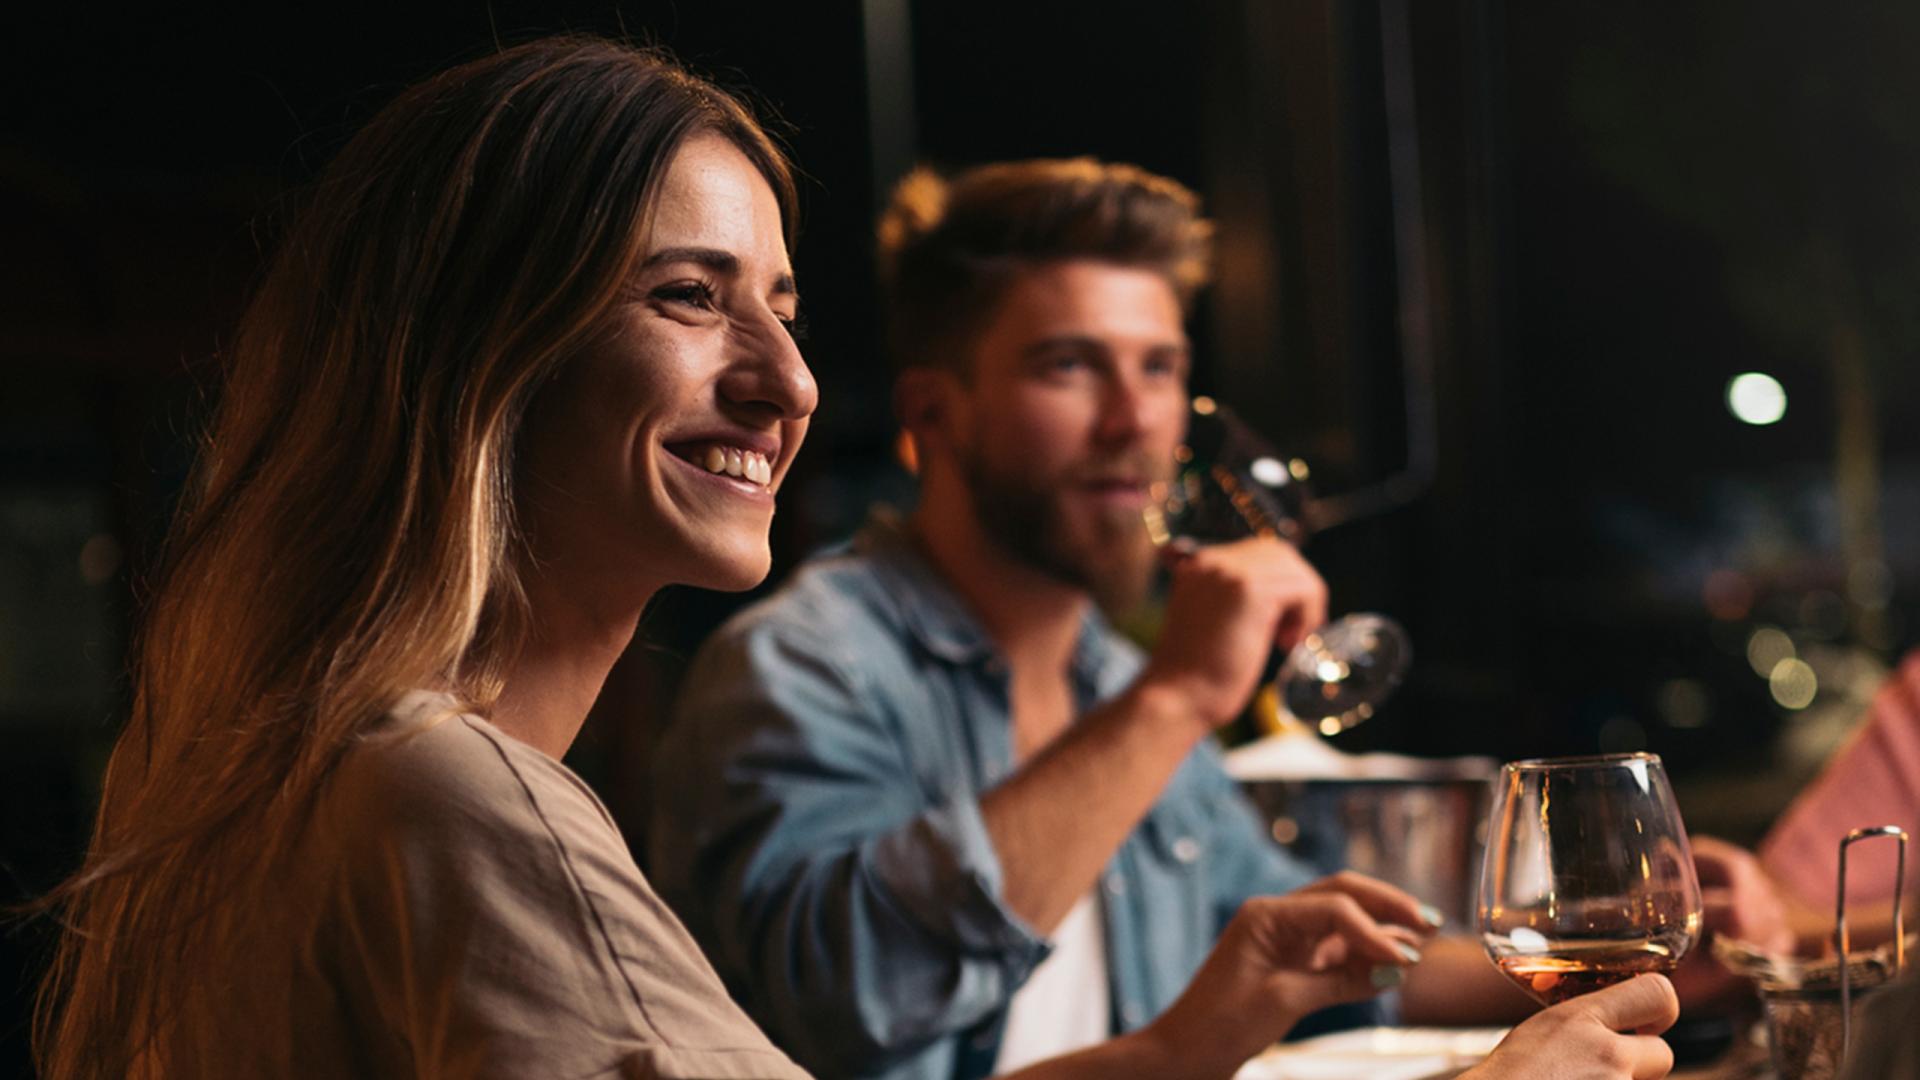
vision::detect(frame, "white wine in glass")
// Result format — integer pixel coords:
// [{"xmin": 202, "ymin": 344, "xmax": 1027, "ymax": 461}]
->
[{"xmin": 1477, "ymin": 753, "xmax": 1703, "ymax": 1006}]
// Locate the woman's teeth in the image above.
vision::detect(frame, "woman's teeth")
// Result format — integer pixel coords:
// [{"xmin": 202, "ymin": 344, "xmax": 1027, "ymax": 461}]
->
[{"xmin": 701, "ymin": 445, "xmax": 773, "ymax": 486}]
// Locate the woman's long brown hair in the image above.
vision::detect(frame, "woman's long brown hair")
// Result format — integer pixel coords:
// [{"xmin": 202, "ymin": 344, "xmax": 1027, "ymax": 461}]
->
[{"xmin": 34, "ymin": 37, "xmax": 796, "ymax": 1078}]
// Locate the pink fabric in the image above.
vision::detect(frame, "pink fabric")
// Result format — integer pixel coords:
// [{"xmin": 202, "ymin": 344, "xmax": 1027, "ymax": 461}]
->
[{"xmin": 1760, "ymin": 651, "xmax": 1920, "ymax": 911}]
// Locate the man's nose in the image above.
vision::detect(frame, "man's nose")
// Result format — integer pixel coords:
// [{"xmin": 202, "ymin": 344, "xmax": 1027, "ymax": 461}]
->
[{"xmin": 1094, "ymin": 374, "xmax": 1158, "ymax": 446}]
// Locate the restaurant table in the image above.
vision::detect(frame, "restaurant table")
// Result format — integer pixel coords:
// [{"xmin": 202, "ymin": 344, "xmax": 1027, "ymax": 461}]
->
[{"xmin": 1234, "ymin": 1022, "xmax": 1779, "ymax": 1079}]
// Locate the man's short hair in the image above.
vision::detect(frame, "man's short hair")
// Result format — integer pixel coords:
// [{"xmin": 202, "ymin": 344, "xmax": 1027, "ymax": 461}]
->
[{"xmin": 875, "ymin": 157, "xmax": 1213, "ymax": 375}]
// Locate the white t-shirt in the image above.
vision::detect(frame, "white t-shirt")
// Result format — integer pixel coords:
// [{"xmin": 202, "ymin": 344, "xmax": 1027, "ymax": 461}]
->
[{"xmin": 991, "ymin": 892, "xmax": 1113, "ymax": 1074}]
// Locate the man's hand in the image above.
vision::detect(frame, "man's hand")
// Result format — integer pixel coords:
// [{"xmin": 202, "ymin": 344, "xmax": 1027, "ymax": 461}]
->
[
  {"xmin": 1137, "ymin": 873, "xmax": 1437, "ymax": 1077},
  {"xmin": 1462, "ymin": 974, "xmax": 1681, "ymax": 1080},
  {"xmin": 979, "ymin": 538, "xmax": 1324, "ymax": 934},
  {"xmin": 1140, "ymin": 537, "xmax": 1327, "ymax": 729},
  {"xmin": 1672, "ymin": 835, "xmax": 1794, "ymax": 1008}
]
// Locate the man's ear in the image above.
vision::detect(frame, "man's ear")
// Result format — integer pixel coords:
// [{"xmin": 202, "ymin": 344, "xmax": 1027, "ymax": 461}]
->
[{"xmin": 893, "ymin": 367, "xmax": 960, "ymax": 455}]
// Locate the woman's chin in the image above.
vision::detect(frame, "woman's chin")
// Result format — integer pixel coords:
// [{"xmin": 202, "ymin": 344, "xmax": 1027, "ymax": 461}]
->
[{"xmin": 680, "ymin": 544, "xmax": 773, "ymax": 594}]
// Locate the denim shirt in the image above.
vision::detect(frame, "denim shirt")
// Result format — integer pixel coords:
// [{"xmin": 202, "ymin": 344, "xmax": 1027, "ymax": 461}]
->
[{"xmin": 646, "ymin": 517, "xmax": 1354, "ymax": 1080}]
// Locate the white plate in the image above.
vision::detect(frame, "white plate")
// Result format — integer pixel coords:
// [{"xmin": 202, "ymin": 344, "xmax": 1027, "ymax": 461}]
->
[{"xmin": 1233, "ymin": 1027, "xmax": 1511, "ymax": 1080}]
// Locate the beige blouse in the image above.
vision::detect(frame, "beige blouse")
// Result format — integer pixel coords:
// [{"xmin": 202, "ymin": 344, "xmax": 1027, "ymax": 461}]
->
[{"xmin": 192, "ymin": 690, "xmax": 811, "ymax": 1079}]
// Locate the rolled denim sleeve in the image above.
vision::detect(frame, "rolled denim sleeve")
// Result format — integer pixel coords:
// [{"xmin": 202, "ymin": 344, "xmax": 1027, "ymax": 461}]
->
[
  {"xmin": 869, "ymin": 795, "xmax": 1047, "ymax": 956},
  {"xmin": 647, "ymin": 605, "xmax": 1047, "ymax": 1078}
]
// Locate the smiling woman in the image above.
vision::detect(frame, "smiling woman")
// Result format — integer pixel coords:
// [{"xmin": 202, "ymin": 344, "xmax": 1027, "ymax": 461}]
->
[
  {"xmin": 30, "ymin": 38, "xmax": 818, "ymax": 1079},
  {"xmin": 515, "ymin": 131, "xmax": 816, "ymax": 619}
]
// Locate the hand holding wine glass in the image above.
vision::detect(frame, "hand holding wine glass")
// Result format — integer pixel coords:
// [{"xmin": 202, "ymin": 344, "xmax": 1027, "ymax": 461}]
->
[
  {"xmin": 1478, "ymin": 754, "xmax": 1704, "ymax": 1008},
  {"xmin": 1459, "ymin": 974, "xmax": 1681, "ymax": 1080},
  {"xmin": 1143, "ymin": 399, "xmax": 1410, "ymax": 733},
  {"xmin": 1142, "ymin": 536, "xmax": 1330, "ymax": 729}
]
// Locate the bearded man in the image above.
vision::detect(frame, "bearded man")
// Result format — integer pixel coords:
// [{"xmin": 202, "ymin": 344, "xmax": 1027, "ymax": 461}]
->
[{"xmin": 646, "ymin": 159, "xmax": 1451, "ymax": 1080}]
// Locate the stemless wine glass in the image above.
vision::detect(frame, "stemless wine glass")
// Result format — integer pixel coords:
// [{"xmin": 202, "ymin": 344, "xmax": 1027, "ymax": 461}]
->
[
  {"xmin": 1477, "ymin": 753, "xmax": 1703, "ymax": 1006},
  {"xmin": 1142, "ymin": 397, "xmax": 1411, "ymax": 732}
]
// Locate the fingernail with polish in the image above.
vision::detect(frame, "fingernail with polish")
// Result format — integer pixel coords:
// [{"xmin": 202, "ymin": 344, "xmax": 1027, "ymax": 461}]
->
[
  {"xmin": 1395, "ymin": 942, "xmax": 1423, "ymax": 965},
  {"xmin": 1418, "ymin": 903, "xmax": 1445, "ymax": 928},
  {"xmin": 1370, "ymin": 964, "xmax": 1406, "ymax": 990}
]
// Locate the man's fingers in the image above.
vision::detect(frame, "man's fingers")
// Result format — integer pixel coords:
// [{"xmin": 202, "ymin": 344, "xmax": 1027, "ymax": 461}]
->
[
  {"xmin": 1573, "ymin": 974, "xmax": 1681, "ymax": 1036},
  {"xmin": 1382, "ymin": 924, "xmax": 1427, "ymax": 957},
  {"xmin": 1270, "ymin": 582, "xmax": 1327, "ymax": 656},
  {"xmin": 1242, "ymin": 894, "xmax": 1413, "ymax": 967},
  {"xmin": 1308, "ymin": 935, "xmax": 1348, "ymax": 971},
  {"xmin": 1158, "ymin": 537, "xmax": 1199, "ymax": 567},
  {"xmin": 1297, "ymin": 872, "xmax": 1437, "ymax": 934},
  {"xmin": 1303, "ymin": 894, "xmax": 1418, "ymax": 966},
  {"xmin": 1275, "ymin": 960, "xmax": 1398, "ymax": 1016}
]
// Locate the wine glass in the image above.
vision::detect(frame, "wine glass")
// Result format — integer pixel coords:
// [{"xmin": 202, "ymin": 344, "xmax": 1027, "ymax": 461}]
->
[
  {"xmin": 1477, "ymin": 753, "xmax": 1703, "ymax": 1006},
  {"xmin": 1142, "ymin": 397, "xmax": 1411, "ymax": 732}
]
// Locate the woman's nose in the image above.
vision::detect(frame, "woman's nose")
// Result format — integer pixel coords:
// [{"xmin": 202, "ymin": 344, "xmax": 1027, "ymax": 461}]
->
[{"xmin": 723, "ymin": 315, "xmax": 818, "ymax": 422}]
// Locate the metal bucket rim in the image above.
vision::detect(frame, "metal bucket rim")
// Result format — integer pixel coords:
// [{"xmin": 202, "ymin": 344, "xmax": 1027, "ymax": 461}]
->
[{"xmin": 1504, "ymin": 752, "xmax": 1663, "ymax": 771}]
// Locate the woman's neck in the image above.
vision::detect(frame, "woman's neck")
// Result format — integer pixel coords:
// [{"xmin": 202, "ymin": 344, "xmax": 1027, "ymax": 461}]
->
[{"xmin": 488, "ymin": 566, "xmax": 653, "ymax": 760}]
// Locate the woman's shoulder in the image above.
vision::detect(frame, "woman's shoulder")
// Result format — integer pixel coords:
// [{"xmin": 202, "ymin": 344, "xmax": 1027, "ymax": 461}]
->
[
  {"xmin": 320, "ymin": 690, "xmax": 619, "ymax": 863},
  {"xmin": 306, "ymin": 692, "xmax": 813, "ymax": 1078}
]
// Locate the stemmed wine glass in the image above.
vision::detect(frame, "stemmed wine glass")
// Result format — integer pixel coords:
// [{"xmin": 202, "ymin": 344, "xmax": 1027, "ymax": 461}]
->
[
  {"xmin": 1477, "ymin": 753, "xmax": 1704, "ymax": 1006},
  {"xmin": 1142, "ymin": 398, "xmax": 1411, "ymax": 733}
]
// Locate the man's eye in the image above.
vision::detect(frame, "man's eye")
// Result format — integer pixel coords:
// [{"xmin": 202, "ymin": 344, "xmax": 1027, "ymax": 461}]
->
[
  {"xmin": 1044, "ymin": 354, "xmax": 1090, "ymax": 374},
  {"xmin": 779, "ymin": 313, "xmax": 809, "ymax": 342},
  {"xmin": 1145, "ymin": 355, "xmax": 1188, "ymax": 379},
  {"xmin": 652, "ymin": 281, "xmax": 717, "ymax": 310}
]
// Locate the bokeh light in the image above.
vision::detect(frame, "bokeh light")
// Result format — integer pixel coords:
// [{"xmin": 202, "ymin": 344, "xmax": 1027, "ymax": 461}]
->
[
  {"xmin": 1768, "ymin": 658, "xmax": 1818, "ymax": 710},
  {"xmin": 1726, "ymin": 372, "xmax": 1787, "ymax": 425},
  {"xmin": 1745, "ymin": 626, "xmax": 1795, "ymax": 678},
  {"xmin": 1249, "ymin": 456, "xmax": 1289, "ymax": 486}
]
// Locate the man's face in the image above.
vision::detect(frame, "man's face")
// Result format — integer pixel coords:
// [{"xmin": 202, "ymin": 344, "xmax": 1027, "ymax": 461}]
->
[{"xmin": 944, "ymin": 259, "xmax": 1190, "ymax": 611}]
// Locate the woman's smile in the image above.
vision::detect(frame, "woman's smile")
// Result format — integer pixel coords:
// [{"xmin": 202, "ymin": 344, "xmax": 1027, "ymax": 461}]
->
[{"xmin": 662, "ymin": 433, "xmax": 783, "ymax": 491}]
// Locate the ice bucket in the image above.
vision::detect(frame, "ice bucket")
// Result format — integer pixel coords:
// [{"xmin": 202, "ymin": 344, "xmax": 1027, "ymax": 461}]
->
[{"xmin": 1226, "ymin": 734, "xmax": 1497, "ymax": 927}]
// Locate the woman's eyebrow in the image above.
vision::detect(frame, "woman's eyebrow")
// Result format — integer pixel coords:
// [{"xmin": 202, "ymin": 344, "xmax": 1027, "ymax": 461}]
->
[
  {"xmin": 641, "ymin": 246, "xmax": 740, "ymax": 273},
  {"xmin": 639, "ymin": 248, "xmax": 797, "ymax": 299}
]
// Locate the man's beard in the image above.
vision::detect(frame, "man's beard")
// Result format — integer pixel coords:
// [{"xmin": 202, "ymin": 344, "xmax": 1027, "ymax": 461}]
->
[{"xmin": 960, "ymin": 448, "xmax": 1162, "ymax": 616}]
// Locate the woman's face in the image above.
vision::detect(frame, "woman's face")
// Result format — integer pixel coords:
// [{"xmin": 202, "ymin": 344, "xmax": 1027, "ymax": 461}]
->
[{"xmin": 519, "ymin": 132, "xmax": 816, "ymax": 599}]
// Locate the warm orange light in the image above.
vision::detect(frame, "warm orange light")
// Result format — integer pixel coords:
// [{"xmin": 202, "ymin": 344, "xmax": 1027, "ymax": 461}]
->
[{"xmin": 895, "ymin": 429, "xmax": 920, "ymax": 475}]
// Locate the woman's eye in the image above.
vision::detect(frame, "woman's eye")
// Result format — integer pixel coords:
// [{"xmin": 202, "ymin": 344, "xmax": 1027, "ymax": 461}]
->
[{"xmin": 652, "ymin": 281, "xmax": 717, "ymax": 310}]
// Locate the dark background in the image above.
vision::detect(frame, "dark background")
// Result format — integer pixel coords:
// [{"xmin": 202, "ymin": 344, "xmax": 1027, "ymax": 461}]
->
[{"xmin": 4, "ymin": 2, "xmax": 1916, "ymax": 1072}]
